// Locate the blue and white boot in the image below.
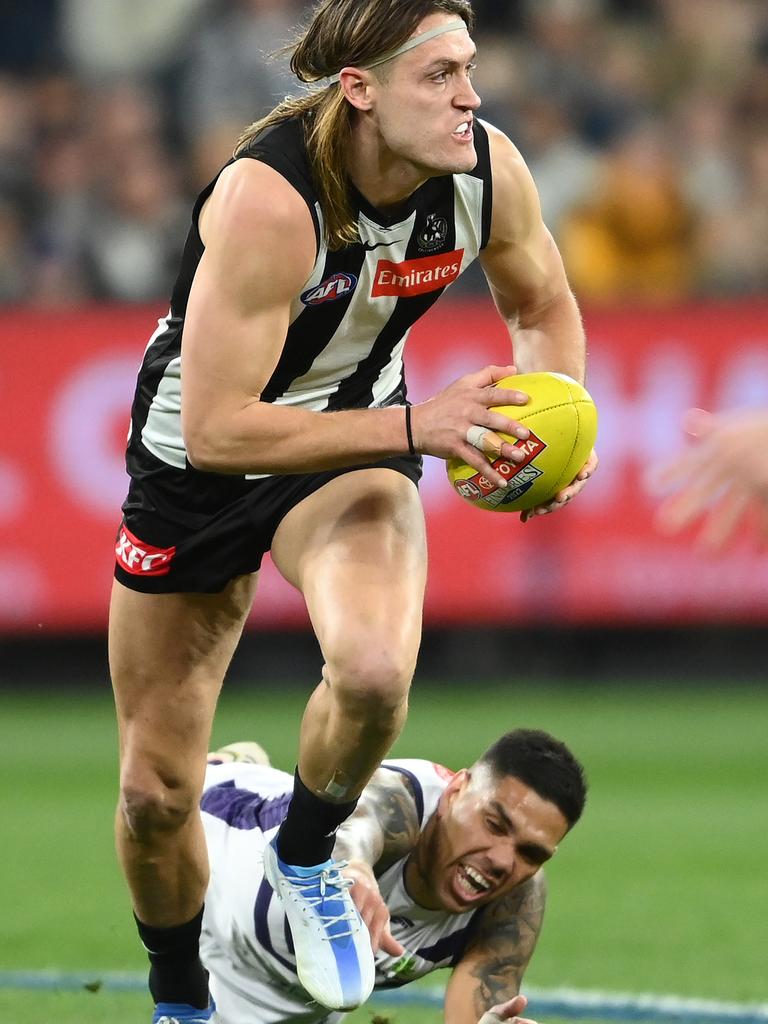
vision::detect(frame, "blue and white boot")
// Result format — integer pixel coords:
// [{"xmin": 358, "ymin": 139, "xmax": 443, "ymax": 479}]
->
[
  {"xmin": 263, "ymin": 839, "xmax": 375, "ymax": 1010},
  {"xmin": 152, "ymin": 999, "xmax": 215, "ymax": 1023}
]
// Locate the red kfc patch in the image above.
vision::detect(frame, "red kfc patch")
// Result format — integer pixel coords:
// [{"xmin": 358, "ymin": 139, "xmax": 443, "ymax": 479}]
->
[{"xmin": 115, "ymin": 525, "xmax": 176, "ymax": 576}]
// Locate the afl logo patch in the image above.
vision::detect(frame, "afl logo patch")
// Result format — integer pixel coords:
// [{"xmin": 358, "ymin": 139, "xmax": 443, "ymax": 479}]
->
[{"xmin": 301, "ymin": 272, "xmax": 357, "ymax": 306}]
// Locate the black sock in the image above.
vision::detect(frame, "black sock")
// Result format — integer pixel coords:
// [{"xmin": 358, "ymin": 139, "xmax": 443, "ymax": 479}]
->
[
  {"xmin": 135, "ymin": 907, "xmax": 209, "ymax": 1009},
  {"xmin": 276, "ymin": 768, "xmax": 359, "ymax": 866}
]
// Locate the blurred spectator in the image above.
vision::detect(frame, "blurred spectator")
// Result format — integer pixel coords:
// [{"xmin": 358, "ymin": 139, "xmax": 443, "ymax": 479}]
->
[
  {"xmin": 28, "ymin": 134, "xmax": 92, "ymax": 305},
  {"xmin": 180, "ymin": 0, "xmax": 305, "ymax": 186},
  {"xmin": 674, "ymin": 92, "xmax": 742, "ymax": 218},
  {"xmin": 0, "ymin": 199, "xmax": 30, "ymax": 303},
  {"xmin": 77, "ymin": 141, "xmax": 188, "ymax": 302},
  {"xmin": 516, "ymin": 97, "xmax": 598, "ymax": 237},
  {"xmin": 695, "ymin": 136, "xmax": 768, "ymax": 297},
  {"xmin": 0, "ymin": 76, "xmax": 35, "ymax": 204},
  {"xmin": 654, "ymin": 0, "xmax": 762, "ymax": 101},
  {"xmin": 520, "ymin": 0, "xmax": 646, "ymax": 149},
  {"xmin": 559, "ymin": 121, "xmax": 695, "ymax": 304},
  {"xmin": 59, "ymin": 0, "xmax": 209, "ymax": 82}
]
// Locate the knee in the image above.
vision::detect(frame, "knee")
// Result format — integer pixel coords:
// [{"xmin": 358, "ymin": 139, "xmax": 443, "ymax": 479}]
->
[
  {"xmin": 119, "ymin": 765, "xmax": 199, "ymax": 841},
  {"xmin": 324, "ymin": 638, "xmax": 415, "ymax": 715}
]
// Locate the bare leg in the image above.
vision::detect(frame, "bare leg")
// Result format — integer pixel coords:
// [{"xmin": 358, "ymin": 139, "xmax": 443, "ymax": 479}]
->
[
  {"xmin": 271, "ymin": 468, "xmax": 427, "ymax": 803},
  {"xmin": 109, "ymin": 574, "xmax": 257, "ymax": 928}
]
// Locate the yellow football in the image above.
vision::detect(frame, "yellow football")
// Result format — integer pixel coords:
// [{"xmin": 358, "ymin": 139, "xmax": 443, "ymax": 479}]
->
[{"xmin": 446, "ymin": 372, "xmax": 598, "ymax": 512}]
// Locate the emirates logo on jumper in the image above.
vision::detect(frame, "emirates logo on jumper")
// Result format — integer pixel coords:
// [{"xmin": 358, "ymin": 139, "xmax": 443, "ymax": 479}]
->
[
  {"xmin": 115, "ymin": 525, "xmax": 176, "ymax": 576},
  {"xmin": 372, "ymin": 248, "xmax": 464, "ymax": 298}
]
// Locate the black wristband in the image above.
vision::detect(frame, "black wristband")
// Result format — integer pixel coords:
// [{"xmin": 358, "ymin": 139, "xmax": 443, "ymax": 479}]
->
[{"xmin": 404, "ymin": 405, "xmax": 416, "ymax": 456}]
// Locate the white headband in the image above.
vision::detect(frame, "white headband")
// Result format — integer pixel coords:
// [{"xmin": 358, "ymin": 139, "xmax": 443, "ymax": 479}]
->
[{"xmin": 325, "ymin": 19, "xmax": 468, "ymax": 84}]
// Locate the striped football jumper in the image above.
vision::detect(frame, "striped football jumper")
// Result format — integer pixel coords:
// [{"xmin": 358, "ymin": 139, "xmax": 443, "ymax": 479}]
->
[{"xmin": 125, "ymin": 115, "xmax": 493, "ymax": 502}]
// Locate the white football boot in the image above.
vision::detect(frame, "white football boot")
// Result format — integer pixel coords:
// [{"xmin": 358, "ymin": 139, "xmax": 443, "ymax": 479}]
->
[{"xmin": 262, "ymin": 839, "xmax": 375, "ymax": 1010}]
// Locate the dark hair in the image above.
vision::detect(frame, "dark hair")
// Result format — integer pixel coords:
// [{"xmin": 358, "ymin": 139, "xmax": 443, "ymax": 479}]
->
[{"xmin": 476, "ymin": 729, "xmax": 588, "ymax": 829}]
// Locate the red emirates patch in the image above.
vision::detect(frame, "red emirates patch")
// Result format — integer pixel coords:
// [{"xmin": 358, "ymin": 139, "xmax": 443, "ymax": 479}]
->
[
  {"xmin": 115, "ymin": 525, "xmax": 176, "ymax": 576},
  {"xmin": 372, "ymin": 249, "xmax": 464, "ymax": 298}
]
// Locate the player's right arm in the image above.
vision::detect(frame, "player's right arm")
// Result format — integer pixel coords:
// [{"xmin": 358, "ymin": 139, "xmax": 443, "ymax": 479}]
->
[{"xmin": 181, "ymin": 158, "xmax": 530, "ymax": 487}]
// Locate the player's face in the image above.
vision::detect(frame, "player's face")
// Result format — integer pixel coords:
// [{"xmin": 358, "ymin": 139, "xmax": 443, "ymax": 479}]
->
[
  {"xmin": 417, "ymin": 766, "xmax": 569, "ymax": 913},
  {"xmin": 370, "ymin": 14, "xmax": 481, "ymax": 176}
]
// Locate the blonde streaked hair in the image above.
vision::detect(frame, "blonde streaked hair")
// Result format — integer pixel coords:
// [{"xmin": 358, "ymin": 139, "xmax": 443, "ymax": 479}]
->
[{"xmin": 235, "ymin": 0, "xmax": 475, "ymax": 250}]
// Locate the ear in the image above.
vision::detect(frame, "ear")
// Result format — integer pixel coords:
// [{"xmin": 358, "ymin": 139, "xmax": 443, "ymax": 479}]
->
[
  {"xmin": 438, "ymin": 767, "xmax": 469, "ymax": 811},
  {"xmin": 337, "ymin": 67, "xmax": 376, "ymax": 111}
]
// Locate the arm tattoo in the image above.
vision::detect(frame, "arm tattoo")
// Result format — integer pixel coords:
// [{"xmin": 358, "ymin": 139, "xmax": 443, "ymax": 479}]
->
[
  {"xmin": 466, "ymin": 873, "xmax": 547, "ymax": 1014},
  {"xmin": 334, "ymin": 770, "xmax": 420, "ymax": 869}
]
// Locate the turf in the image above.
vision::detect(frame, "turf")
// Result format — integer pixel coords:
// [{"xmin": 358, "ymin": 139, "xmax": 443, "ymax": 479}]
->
[
  {"xmin": 0, "ymin": 989, "xmax": 611, "ymax": 1024},
  {"xmin": 1, "ymin": 681, "xmax": 766, "ymax": 1022}
]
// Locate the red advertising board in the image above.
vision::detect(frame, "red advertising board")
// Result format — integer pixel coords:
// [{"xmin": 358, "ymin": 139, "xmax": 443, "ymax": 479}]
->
[{"xmin": 2, "ymin": 299, "xmax": 768, "ymax": 632}]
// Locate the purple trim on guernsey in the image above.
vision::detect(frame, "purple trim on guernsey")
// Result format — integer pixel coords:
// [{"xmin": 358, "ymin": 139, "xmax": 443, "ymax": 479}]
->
[
  {"xmin": 417, "ymin": 924, "xmax": 476, "ymax": 967},
  {"xmin": 253, "ymin": 878, "xmax": 298, "ymax": 974},
  {"xmin": 284, "ymin": 914, "xmax": 295, "ymax": 955},
  {"xmin": 380, "ymin": 764, "xmax": 424, "ymax": 825},
  {"xmin": 200, "ymin": 781, "xmax": 292, "ymax": 831}
]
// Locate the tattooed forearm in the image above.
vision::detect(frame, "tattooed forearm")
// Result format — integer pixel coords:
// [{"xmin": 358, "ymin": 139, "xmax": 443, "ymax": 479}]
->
[
  {"xmin": 469, "ymin": 949, "xmax": 530, "ymax": 1010},
  {"xmin": 466, "ymin": 873, "xmax": 548, "ymax": 1015}
]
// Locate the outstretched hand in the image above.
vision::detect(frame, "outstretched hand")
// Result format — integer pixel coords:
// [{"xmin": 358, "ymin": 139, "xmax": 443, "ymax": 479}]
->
[
  {"xmin": 343, "ymin": 860, "xmax": 404, "ymax": 958},
  {"xmin": 655, "ymin": 407, "xmax": 768, "ymax": 548},
  {"xmin": 478, "ymin": 993, "xmax": 538, "ymax": 1024}
]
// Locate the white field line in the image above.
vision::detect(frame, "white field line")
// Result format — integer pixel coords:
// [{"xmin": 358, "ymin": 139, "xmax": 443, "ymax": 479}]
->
[{"xmin": 0, "ymin": 972, "xmax": 766, "ymax": 1022}]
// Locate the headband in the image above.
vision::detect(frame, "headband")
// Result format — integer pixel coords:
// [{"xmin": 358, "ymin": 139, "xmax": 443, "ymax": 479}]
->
[{"xmin": 325, "ymin": 19, "xmax": 468, "ymax": 84}]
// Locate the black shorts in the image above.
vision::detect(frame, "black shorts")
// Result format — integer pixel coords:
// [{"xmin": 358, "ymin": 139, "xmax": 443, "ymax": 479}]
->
[{"xmin": 113, "ymin": 455, "xmax": 423, "ymax": 594}]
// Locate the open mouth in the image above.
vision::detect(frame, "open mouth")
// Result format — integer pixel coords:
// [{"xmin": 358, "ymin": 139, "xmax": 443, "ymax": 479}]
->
[
  {"xmin": 455, "ymin": 862, "xmax": 492, "ymax": 900},
  {"xmin": 452, "ymin": 120, "xmax": 473, "ymax": 141}
]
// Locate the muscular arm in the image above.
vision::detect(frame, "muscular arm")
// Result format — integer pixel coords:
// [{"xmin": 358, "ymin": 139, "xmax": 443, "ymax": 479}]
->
[
  {"xmin": 181, "ymin": 159, "xmax": 410, "ymax": 475},
  {"xmin": 444, "ymin": 872, "xmax": 547, "ymax": 1024},
  {"xmin": 480, "ymin": 126, "xmax": 586, "ymax": 385}
]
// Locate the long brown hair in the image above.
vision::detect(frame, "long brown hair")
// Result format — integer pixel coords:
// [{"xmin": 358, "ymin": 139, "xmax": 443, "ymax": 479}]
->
[{"xmin": 235, "ymin": 0, "xmax": 475, "ymax": 250}]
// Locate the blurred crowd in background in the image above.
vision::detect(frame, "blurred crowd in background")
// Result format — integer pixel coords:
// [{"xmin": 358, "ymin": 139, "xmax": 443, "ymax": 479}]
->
[{"xmin": 1, "ymin": 0, "xmax": 767, "ymax": 307}]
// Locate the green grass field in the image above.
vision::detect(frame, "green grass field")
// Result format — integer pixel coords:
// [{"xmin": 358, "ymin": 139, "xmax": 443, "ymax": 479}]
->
[{"xmin": 1, "ymin": 680, "xmax": 766, "ymax": 1023}]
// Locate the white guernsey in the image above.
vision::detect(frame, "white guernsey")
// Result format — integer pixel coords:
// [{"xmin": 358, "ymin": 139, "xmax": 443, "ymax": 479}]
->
[{"xmin": 199, "ymin": 731, "xmax": 585, "ymax": 1024}]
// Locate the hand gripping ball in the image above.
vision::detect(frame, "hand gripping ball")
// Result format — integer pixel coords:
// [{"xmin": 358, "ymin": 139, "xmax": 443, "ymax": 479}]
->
[{"xmin": 447, "ymin": 372, "xmax": 598, "ymax": 512}]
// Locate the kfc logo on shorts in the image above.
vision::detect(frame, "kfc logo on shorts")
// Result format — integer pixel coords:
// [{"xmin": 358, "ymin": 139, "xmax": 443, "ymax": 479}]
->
[
  {"xmin": 372, "ymin": 249, "xmax": 464, "ymax": 298},
  {"xmin": 116, "ymin": 525, "xmax": 176, "ymax": 576},
  {"xmin": 301, "ymin": 272, "xmax": 357, "ymax": 306}
]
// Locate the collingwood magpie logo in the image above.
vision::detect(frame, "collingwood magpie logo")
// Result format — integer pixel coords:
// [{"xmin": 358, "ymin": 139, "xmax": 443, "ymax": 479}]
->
[{"xmin": 418, "ymin": 213, "xmax": 448, "ymax": 252}]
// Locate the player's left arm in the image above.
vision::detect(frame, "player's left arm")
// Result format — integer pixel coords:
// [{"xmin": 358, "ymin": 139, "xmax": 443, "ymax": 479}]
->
[
  {"xmin": 480, "ymin": 125, "xmax": 597, "ymax": 516},
  {"xmin": 332, "ymin": 767, "xmax": 421, "ymax": 956},
  {"xmin": 444, "ymin": 872, "xmax": 547, "ymax": 1024}
]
